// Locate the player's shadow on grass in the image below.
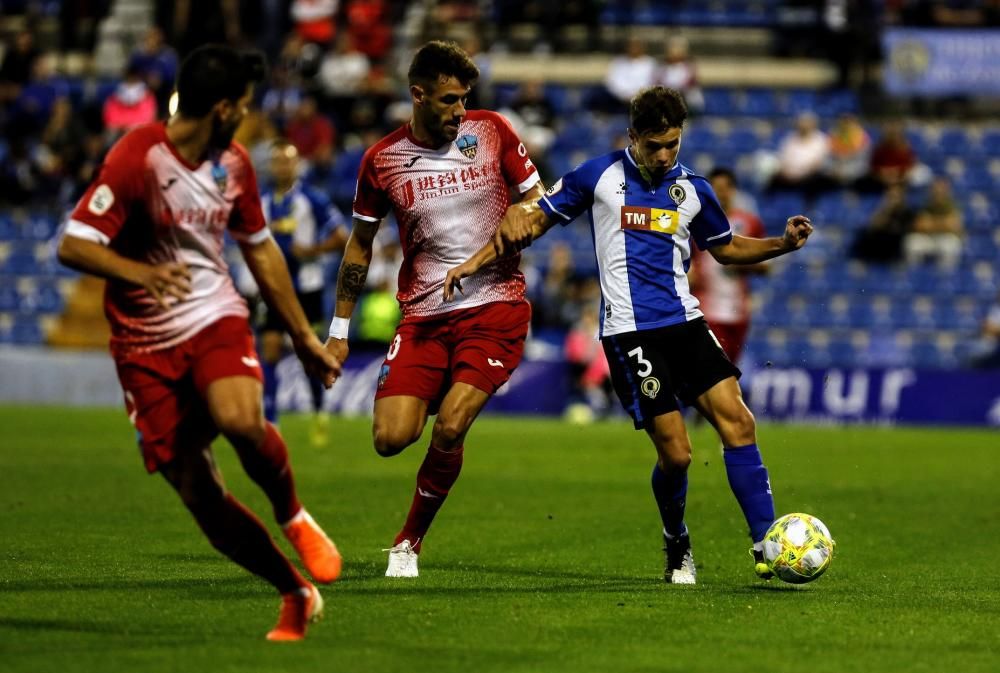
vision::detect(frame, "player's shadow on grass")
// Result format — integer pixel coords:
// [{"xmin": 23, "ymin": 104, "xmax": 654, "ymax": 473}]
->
[
  {"xmin": 0, "ymin": 616, "xmax": 147, "ymax": 635},
  {"xmin": 1, "ymin": 576, "xmax": 262, "ymax": 600}
]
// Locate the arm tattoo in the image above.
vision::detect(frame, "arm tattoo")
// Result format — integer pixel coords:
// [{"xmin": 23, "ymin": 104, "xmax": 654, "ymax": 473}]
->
[{"xmin": 337, "ymin": 262, "xmax": 369, "ymax": 303}]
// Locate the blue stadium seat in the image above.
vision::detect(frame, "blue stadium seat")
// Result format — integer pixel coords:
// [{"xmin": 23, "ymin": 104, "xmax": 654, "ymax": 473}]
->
[
  {"xmin": 786, "ymin": 89, "xmax": 818, "ymax": 116},
  {"xmin": 0, "ymin": 286, "xmax": 21, "ymax": 312},
  {"xmin": 703, "ymin": 89, "xmax": 736, "ymax": 116},
  {"xmin": 0, "ymin": 215, "xmax": 16, "ymax": 241},
  {"xmin": 741, "ymin": 89, "xmax": 779, "ymax": 117},
  {"xmin": 31, "ymin": 282, "xmax": 64, "ymax": 314},
  {"xmin": 10, "ymin": 315, "xmax": 44, "ymax": 345},
  {"xmin": 939, "ymin": 128, "xmax": 975, "ymax": 158},
  {"xmin": 1, "ymin": 245, "xmax": 38, "ymax": 275},
  {"xmin": 725, "ymin": 128, "xmax": 760, "ymax": 154}
]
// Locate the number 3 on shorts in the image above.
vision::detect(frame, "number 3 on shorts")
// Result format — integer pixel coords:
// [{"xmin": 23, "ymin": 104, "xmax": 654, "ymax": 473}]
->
[
  {"xmin": 627, "ymin": 346, "xmax": 653, "ymax": 377},
  {"xmin": 387, "ymin": 334, "xmax": 402, "ymax": 361}
]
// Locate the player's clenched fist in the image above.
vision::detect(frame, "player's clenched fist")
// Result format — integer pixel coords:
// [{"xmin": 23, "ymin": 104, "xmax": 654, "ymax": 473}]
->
[
  {"xmin": 322, "ymin": 337, "xmax": 349, "ymax": 387},
  {"xmin": 782, "ymin": 215, "xmax": 813, "ymax": 250}
]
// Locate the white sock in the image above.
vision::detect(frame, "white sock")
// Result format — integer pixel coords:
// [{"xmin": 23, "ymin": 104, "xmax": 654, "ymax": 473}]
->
[{"xmin": 282, "ymin": 508, "xmax": 308, "ymax": 529}]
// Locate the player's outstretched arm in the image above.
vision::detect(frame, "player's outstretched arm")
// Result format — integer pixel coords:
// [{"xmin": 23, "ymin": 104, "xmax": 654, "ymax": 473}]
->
[
  {"xmin": 57, "ymin": 234, "xmax": 191, "ymax": 308},
  {"xmin": 322, "ymin": 218, "xmax": 379, "ymax": 383},
  {"xmin": 709, "ymin": 215, "xmax": 813, "ymax": 266},
  {"xmin": 241, "ymin": 236, "xmax": 341, "ymax": 385},
  {"xmin": 443, "ymin": 201, "xmax": 555, "ymax": 301}
]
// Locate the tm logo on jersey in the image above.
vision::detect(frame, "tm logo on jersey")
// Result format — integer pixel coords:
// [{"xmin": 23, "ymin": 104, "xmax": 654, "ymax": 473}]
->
[
  {"xmin": 621, "ymin": 206, "xmax": 679, "ymax": 234},
  {"xmin": 456, "ymin": 134, "xmax": 478, "ymax": 159}
]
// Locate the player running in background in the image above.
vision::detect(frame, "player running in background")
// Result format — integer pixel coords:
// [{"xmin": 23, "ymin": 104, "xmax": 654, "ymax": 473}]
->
[
  {"xmin": 689, "ymin": 167, "xmax": 768, "ymax": 364},
  {"xmin": 257, "ymin": 139, "xmax": 347, "ymax": 443},
  {"xmin": 323, "ymin": 40, "xmax": 544, "ymax": 578},
  {"xmin": 445, "ymin": 86, "xmax": 813, "ymax": 584},
  {"xmin": 57, "ymin": 45, "xmax": 341, "ymax": 640}
]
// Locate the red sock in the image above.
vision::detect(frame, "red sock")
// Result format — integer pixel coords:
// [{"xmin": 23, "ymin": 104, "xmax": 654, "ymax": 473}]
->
[
  {"xmin": 394, "ymin": 444, "xmax": 464, "ymax": 553},
  {"xmin": 193, "ymin": 494, "xmax": 308, "ymax": 595},
  {"xmin": 236, "ymin": 423, "xmax": 302, "ymax": 524}
]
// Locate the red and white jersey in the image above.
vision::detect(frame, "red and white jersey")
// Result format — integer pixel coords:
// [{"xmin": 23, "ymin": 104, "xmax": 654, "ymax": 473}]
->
[
  {"xmin": 66, "ymin": 122, "xmax": 269, "ymax": 357},
  {"xmin": 692, "ymin": 208, "xmax": 765, "ymax": 324},
  {"xmin": 353, "ymin": 110, "xmax": 540, "ymax": 321}
]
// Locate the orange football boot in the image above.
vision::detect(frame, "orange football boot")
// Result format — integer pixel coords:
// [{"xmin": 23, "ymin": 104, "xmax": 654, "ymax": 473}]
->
[
  {"xmin": 266, "ymin": 584, "xmax": 323, "ymax": 641},
  {"xmin": 283, "ymin": 509, "xmax": 342, "ymax": 583}
]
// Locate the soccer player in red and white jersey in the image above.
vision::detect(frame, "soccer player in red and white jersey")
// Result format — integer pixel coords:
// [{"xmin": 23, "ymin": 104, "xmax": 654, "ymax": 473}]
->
[
  {"xmin": 57, "ymin": 45, "xmax": 341, "ymax": 641},
  {"xmin": 323, "ymin": 41, "xmax": 544, "ymax": 578},
  {"xmin": 689, "ymin": 168, "xmax": 768, "ymax": 364}
]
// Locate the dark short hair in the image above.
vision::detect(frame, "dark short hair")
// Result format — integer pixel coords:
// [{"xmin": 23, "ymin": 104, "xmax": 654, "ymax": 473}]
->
[
  {"xmin": 709, "ymin": 167, "xmax": 737, "ymax": 186},
  {"xmin": 176, "ymin": 45, "xmax": 267, "ymax": 117},
  {"xmin": 629, "ymin": 86, "xmax": 688, "ymax": 136},
  {"xmin": 408, "ymin": 40, "xmax": 479, "ymax": 89}
]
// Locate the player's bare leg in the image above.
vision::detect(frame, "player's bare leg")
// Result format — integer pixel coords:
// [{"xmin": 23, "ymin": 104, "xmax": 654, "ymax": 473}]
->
[
  {"xmin": 159, "ymin": 444, "xmax": 322, "ymax": 640},
  {"xmin": 695, "ymin": 377, "xmax": 775, "ymax": 579},
  {"xmin": 647, "ymin": 411, "xmax": 696, "ymax": 584},
  {"xmin": 206, "ymin": 376, "xmax": 341, "ymax": 584},
  {"xmin": 372, "ymin": 395, "xmax": 429, "ymax": 457},
  {"xmin": 383, "ymin": 384, "xmax": 490, "ymax": 577}
]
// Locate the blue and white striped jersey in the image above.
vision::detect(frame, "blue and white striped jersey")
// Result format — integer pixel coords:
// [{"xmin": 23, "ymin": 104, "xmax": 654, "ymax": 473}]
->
[
  {"xmin": 261, "ymin": 181, "xmax": 346, "ymax": 293},
  {"xmin": 538, "ymin": 149, "xmax": 732, "ymax": 337}
]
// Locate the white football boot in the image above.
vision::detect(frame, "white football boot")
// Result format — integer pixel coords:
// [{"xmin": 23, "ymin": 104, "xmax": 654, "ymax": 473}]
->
[{"xmin": 385, "ymin": 540, "xmax": 419, "ymax": 578}]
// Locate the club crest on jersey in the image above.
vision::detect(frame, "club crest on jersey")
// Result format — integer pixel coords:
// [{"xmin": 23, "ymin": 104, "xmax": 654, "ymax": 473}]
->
[
  {"xmin": 211, "ymin": 163, "xmax": 229, "ymax": 193},
  {"xmin": 668, "ymin": 184, "xmax": 686, "ymax": 205},
  {"xmin": 378, "ymin": 364, "xmax": 391, "ymax": 389},
  {"xmin": 456, "ymin": 134, "xmax": 478, "ymax": 160}
]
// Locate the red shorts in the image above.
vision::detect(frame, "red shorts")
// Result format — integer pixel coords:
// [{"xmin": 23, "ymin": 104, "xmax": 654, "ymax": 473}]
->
[
  {"xmin": 375, "ymin": 301, "xmax": 531, "ymax": 412},
  {"xmin": 114, "ymin": 316, "xmax": 263, "ymax": 473},
  {"xmin": 707, "ymin": 320, "xmax": 750, "ymax": 364}
]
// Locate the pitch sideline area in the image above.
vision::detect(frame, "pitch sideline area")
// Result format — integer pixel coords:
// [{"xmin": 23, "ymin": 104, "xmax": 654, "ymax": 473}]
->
[{"xmin": 1, "ymin": 407, "xmax": 996, "ymax": 673}]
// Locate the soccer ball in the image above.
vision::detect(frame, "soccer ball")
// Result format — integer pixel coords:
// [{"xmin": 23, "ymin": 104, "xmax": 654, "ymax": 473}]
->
[{"xmin": 762, "ymin": 513, "xmax": 835, "ymax": 584}]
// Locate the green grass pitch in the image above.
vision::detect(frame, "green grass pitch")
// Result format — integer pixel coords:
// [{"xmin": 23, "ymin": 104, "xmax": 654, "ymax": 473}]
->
[{"xmin": 1, "ymin": 406, "xmax": 997, "ymax": 672}]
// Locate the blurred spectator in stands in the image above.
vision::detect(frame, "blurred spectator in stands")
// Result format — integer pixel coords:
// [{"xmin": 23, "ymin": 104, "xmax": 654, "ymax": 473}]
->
[
  {"xmin": 827, "ymin": 112, "xmax": 871, "ymax": 186},
  {"xmin": 849, "ymin": 182, "xmax": 914, "ymax": 264},
  {"xmin": 156, "ymin": 0, "xmax": 246, "ymax": 55},
  {"xmin": 461, "ymin": 35, "xmax": 492, "ymax": 110},
  {"xmin": 969, "ymin": 292, "xmax": 1000, "ymax": 369},
  {"xmin": 102, "ymin": 65, "xmax": 158, "ymax": 139},
  {"xmin": 128, "ymin": 27, "xmax": 179, "ymax": 115},
  {"xmin": 596, "ymin": 37, "xmax": 656, "ymax": 112},
  {"xmin": 346, "ymin": 0, "xmax": 392, "ymax": 62},
  {"xmin": 533, "ymin": 242, "xmax": 577, "ymax": 328},
  {"xmin": 860, "ymin": 121, "xmax": 922, "ymax": 191},
  {"xmin": 690, "ymin": 168, "xmax": 767, "ymax": 365},
  {"xmin": 287, "ymin": 96, "xmax": 336, "ymax": 160},
  {"xmin": 36, "ymin": 96, "xmax": 88, "ymax": 202},
  {"xmin": 261, "ymin": 64, "xmax": 304, "ymax": 131},
  {"xmin": 317, "ymin": 34, "xmax": 371, "ymax": 129},
  {"xmin": 654, "ymin": 37, "xmax": 704, "ymax": 115},
  {"xmin": 503, "ymin": 79, "xmax": 556, "ymax": 155},
  {"xmin": 0, "ymin": 29, "xmax": 40, "ymax": 106},
  {"xmin": 292, "ymin": 0, "xmax": 339, "ymax": 46},
  {"xmin": 0, "ymin": 138, "xmax": 39, "ymax": 205},
  {"xmin": 768, "ymin": 112, "xmax": 834, "ymax": 197},
  {"xmin": 903, "ymin": 176, "xmax": 964, "ymax": 269},
  {"xmin": 59, "ymin": 0, "xmax": 112, "ymax": 52},
  {"xmin": 10, "ymin": 56, "xmax": 68, "ymax": 137},
  {"xmin": 564, "ymin": 308, "xmax": 612, "ymax": 423}
]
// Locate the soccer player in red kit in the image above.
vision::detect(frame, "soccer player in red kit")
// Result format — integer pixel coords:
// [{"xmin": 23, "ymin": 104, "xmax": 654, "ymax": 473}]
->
[
  {"xmin": 689, "ymin": 168, "xmax": 768, "ymax": 364},
  {"xmin": 323, "ymin": 41, "xmax": 544, "ymax": 578},
  {"xmin": 57, "ymin": 45, "xmax": 341, "ymax": 641}
]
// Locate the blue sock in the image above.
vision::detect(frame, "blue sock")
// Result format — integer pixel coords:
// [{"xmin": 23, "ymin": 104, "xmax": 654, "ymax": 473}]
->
[
  {"xmin": 724, "ymin": 443, "xmax": 775, "ymax": 543},
  {"xmin": 262, "ymin": 360, "xmax": 278, "ymax": 424},
  {"xmin": 651, "ymin": 463, "xmax": 688, "ymax": 538}
]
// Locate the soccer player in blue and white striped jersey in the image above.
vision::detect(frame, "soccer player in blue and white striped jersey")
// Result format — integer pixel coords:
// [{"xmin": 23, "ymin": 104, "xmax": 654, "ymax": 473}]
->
[{"xmin": 444, "ymin": 86, "xmax": 813, "ymax": 584}]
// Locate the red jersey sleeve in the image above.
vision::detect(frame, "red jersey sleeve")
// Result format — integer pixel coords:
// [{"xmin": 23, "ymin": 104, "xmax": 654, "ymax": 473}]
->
[
  {"xmin": 492, "ymin": 111, "xmax": 540, "ymax": 194},
  {"xmin": 68, "ymin": 131, "xmax": 147, "ymax": 241},
  {"xmin": 226, "ymin": 143, "xmax": 270, "ymax": 244},
  {"xmin": 352, "ymin": 145, "xmax": 391, "ymax": 222},
  {"xmin": 747, "ymin": 212, "xmax": 766, "ymax": 239}
]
